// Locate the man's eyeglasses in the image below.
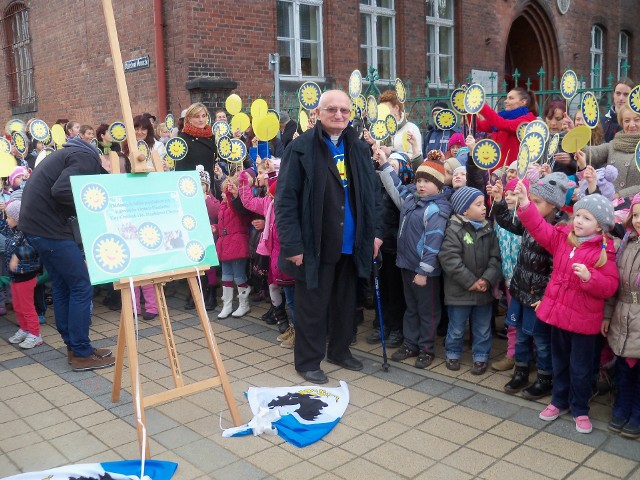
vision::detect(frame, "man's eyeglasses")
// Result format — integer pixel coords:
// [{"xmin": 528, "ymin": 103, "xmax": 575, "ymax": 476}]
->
[{"xmin": 320, "ymin": 107, "xmax": 351, "ymax": 116}]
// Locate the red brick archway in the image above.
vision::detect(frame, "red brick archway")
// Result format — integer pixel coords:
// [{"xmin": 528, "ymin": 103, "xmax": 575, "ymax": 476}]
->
[{"xmin": 504, "ymin": 1, "xmax": 559, "ymax": 91}]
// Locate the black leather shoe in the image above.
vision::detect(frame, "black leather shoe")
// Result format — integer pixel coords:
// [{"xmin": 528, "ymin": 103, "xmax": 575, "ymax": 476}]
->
[
  {"xmin": 184, "ymin": 296, "xmax": 195, "ymax": 310},
  {"xmin": 621, "ymin": 422, "xmax": 640, "ymax": 439},
  {"xmin": 327, "ymin": 356, "xmax": 363, "ymax": 371},
  {"xmin": 608, "ymin": 416, "xmax": 627, "ymax": 433},
  {"xmin": 297, "ymin": 369, "xmax": 328, "ymax": 384}
]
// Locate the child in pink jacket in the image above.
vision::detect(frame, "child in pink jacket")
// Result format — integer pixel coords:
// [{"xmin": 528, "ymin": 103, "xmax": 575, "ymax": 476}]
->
[
  {"xmin": 238, "ymin": 169, "xmax": 296, "ymax": 347},
  {"xmin": 514, "ymin": 183, "xmax": 619, "ymax": 434},
  {"xmin": 215, "ymin": 176, "xmax": 252, "ymax": 319}
]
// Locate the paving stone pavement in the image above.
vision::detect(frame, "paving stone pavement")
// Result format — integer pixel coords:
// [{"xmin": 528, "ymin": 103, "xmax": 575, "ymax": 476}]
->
[{"xmin": 1, "ymin": 286, "xmax": 639, "ymax": 480}]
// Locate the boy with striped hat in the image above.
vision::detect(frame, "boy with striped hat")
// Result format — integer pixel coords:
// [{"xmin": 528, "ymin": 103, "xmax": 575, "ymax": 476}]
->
[{"xmin": 377, "ymin": 156, "xmax": 452, "ymax": 369}]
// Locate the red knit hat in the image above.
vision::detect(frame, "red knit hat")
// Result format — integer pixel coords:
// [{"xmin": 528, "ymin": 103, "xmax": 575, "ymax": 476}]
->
[
  {"xmin": 415, "ymin": 160, "xmax": 445, "ymax": 190},
  {"xmin": 505, "ymin": 178, "xmax": 530, "ymax": 193},
  {"xmin": 448, "ymin": 132, "xmax": 465, "ymax": 150}
]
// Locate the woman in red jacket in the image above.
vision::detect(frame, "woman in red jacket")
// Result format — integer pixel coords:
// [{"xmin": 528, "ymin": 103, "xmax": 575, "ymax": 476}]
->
[{"xmin": 475, "ymin": 88, "xmax": 538, "ymax": 170}]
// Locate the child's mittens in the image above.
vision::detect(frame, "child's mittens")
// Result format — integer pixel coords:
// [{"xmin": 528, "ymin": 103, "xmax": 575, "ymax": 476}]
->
[{"xmin": 238, "ymin": 170, "xmax": 249, "ymax": 185}]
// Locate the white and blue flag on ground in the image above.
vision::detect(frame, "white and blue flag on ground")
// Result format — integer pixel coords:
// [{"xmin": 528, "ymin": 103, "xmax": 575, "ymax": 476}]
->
[
  {"xmin": 223, "ymin": 381, "xmax": 350, "ymax": 447},
  {"xmin": 3, "ymin": 460, "xmax": 178, "ymax": 480}
]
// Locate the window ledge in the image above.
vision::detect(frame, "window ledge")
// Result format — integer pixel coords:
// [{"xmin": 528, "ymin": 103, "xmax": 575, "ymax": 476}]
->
[{"xmin": 11, "ymin": 102, "xmax": 37, "ymax": 115}]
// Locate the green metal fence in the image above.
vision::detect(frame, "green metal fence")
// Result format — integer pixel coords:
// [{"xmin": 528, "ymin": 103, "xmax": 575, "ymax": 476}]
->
[{"xmin": 262, "ymin": 63, "xmax": 630, "ymax": 130}]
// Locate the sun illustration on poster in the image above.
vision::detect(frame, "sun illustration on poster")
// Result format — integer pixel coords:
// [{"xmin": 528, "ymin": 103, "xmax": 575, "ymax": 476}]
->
[
  {"xmin": 464, "ymin": 85, "xmax": 485, "ymax": 113},
  {"xmin": 517, "ymin": 144, "xmax": 530, "ymax": 178},
  {"xmin": 385, "ymin": 115, "xmax": 398, "ymax": 135},
  {"xmin": 525, "ymin": 120, "xmax": 549, "ymax": 142},
  {"xmin": 561, "ymin": 71, "xmax": 577, "ymax": 98},
  {"xmin": 213, "ymin": 121, "xmax": 230, "ymax": 138},
  {"xmin": 12, "ymin": 133, "xmax": 26, "ymax": 153},
  {"xmin": 81, "ymin": 184, "xmax": 109, "ymax": 212},
  {"xmin": 436, "ymin": 110, "xmax": 456, "ymax": 130},
  {"xmin": 299, "ymin": 82, "xmax": 321, "ymax": 110},
  {"xmin": 30, "ymin": 120, "xmax": 49, "ymax": 141},
  {"xmin": 517, "ymin": 122, "xmax": 529, "ymax": 142},
  {"xmin": 217, "ymin": 137, "xmax": 232, "ymax": 159},
  {"xmin": 367, "ymin": 96, "xmax": 378, "ymax": 122},
  {"xmin": 582, "ymin": 94, "xmax": 599, "ymax": 126},
  {"xmin": 349, "ymin": 70, "xmax": 361, "ymax": 98},
  {"xmin": 547, "ymin": 134, "xmax": 560, "ymax": 159},
  {"xmin": 167, "ymin": 138, "xmax": 187, "ymax": 159},
  {"xmin": 93, "ymin": 234, "xmax": 130, "ymax": 274},
  {"xmin": 186, "ymin": 240, "xmax": 205, "ymax": 263},
  {"xmin": 137, "ymin": 222, "xmax": 162, "ymax": 249},
  {"xmin": 395, "ymin": 78, "xmax": 406, "ymax": 103},
  {"xmin": 522, "ymin": 132, "xmax": 544, "ymax": 162},
  {"xmin": 629, "ymin": 86, "xmax": 640, "ymax": 114},
  {"xmin": 370, "ymin": 120, "xmax": 388, "ymax": 141},
  {"xmin": 473, "ymin": 140, "xmax": 500, "ymax": 169},
  {"xmin": 178, "ymin": 176, "xmax": 198, "ymax": 197},
  {"xmin": 182, "ymin": 215, "xmax": 196, "ymax": 231},
  {"xmin": 109, "ymin": 122, "xmax": 126, "ymax": 142},
  {"xmin": 451, "ymin": 89, "xmax": 466, "ymax": 114}
]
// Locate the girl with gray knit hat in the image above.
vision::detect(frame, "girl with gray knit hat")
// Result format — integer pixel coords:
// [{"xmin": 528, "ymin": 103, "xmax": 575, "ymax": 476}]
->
[
  {"xmin": 513, "ymin": 182, "xmax": 619, "ymax": 434},
  {"xmin": 493, "ymin": 172, "xmax": 572, "ymax": 402}
]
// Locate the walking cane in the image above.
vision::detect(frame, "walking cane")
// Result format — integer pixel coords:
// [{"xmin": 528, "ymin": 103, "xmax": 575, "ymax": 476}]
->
[{"xmin": 373, "ymin": 255, "xmax": 390, "ymax": 372}]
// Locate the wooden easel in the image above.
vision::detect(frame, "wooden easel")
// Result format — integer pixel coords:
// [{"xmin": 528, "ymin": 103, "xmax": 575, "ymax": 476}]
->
[
  {"xmin": 101, "ymin": 0, "xmax": 241, "ymax": 457},
  {"xmin": 111, "ymin": 268, "xmax": 241, "ymax": 457}
]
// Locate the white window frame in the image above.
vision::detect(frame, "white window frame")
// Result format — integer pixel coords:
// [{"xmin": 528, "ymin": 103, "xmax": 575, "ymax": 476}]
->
[
  {"xmin": 618, "ymin": 31, "xmax": 629, "ymax": 79},
  {"xmin": 426, "ymin": 0, "xmax": 455, "ymax": 88},
  {"xmin": 360, "ymin": 0, "xmax": 396, "ymax": 82},
  {"xmin": 276, "ymin": 0, "xmax": 324, "ymax": 81},
  {"xmin": 590, "ymin": 25, "xmax": 604, "ymax": 89}
]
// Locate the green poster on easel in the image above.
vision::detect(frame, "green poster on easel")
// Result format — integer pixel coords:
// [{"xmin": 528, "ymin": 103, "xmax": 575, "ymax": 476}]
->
[{"xmin": 71, "ymin": 171, "xmax": 218, "ymax": 285}]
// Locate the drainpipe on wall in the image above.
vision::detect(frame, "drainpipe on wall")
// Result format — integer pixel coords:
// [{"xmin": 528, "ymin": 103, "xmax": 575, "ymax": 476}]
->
[{"xmin": 153, "ymin": 0, "xmax": 167, "ymax": 119}]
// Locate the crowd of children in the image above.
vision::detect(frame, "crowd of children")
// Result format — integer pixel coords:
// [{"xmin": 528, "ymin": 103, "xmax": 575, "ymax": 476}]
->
[
  {"xmin": 3, "ymin": 85, "xmax": 640, "ymax": 440},
  {"xmin": 363, "ymin": 84, "xmax": 640, "ymax": 437}
]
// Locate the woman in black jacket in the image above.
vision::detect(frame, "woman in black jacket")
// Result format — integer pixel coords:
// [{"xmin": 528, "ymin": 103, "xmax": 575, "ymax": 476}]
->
[{"xmin": 177, "ymin": 103, "xmax": 218, "ymax": 186}]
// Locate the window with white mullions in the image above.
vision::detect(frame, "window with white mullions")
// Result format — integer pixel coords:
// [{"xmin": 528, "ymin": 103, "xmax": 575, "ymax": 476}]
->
[
  {"xmin": 277, "ymin": 0, "xmax": 323, "ymax": 80},
  {"xmin": 360, "ymin": 0, "xmax": 395, "ymax": 81},
  {"xmin": 2, "ymin": 2, "xmax": 36, "ymax": 113},
  {"xmin": 590, "ymin": 25, "xmax": 604, "ymax": 89},
  {"xmin": 618, "ymin": 31, "xmax": 629, "ymax": 79},
  {"xmin": 426, "ymin": 0, "xmax": 454, "ymax": 88}
]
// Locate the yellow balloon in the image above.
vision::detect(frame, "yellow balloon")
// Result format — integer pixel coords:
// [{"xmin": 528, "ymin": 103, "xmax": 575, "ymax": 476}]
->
[
  {"xmin": 225, "ymin": 94, "xmax": 243, "ymax": 115},
  {"xmin": 561, "ymin": 126, "xmax": 591, "ymax": 153},
  {"xmin": 0, "ymin": 152, "xmax": 17, "ymax": 177},
  {"xmin": 254, "ymin": 113, "xmax": 280, "ymax": 141},
  {"xmin": 251, "ymin": 99, "xmax": 269, "ymax": 119},
  {"xmin": 377, "ymin": 103, "xmax": 391, "ymax": 120},
  {"xmin": 402, "ymin": 131, "xmax": 410, "ymax": 152},
  {"xmin": 230, "ymin": 112, "xmax": 250, "ymax": 134},
  {"xmin": 299, "ymin": 110, "xmax": 309, "ymax": 132},
  {"xmin": 51, "ymin": 124, "xmax": 66, "ymax": 147}
]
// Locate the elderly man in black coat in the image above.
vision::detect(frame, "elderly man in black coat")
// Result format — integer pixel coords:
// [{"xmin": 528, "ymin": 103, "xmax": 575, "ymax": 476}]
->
[{"xmin": 275, "ymin": 90, "xmax": 381, "ymax": 384}]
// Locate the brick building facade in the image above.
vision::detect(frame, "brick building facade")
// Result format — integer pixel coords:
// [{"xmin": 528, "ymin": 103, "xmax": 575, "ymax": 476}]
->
[{"xmin": 0, "ymin": 0, "xmax": 637, "ymax": 126}]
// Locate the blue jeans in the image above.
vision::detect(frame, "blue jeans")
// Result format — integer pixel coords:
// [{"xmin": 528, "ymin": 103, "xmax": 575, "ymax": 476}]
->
[
  {"xmin": 510, "ymin": 297, "xmax": 552, "ymax": 374},
  {"xmin": 221, "ymin": 259, "xmax": 248, "ymax": 284},
  {"xmin": 282, "ymin": 285, "xmax": 295, "ymax": 326},
  {"xmin": 550, "ymin": 326, "xmax": 598, "ymax": 417},
  {"xmin": 446, "ymin": 303, "xmax": 493, "ymax": 363},
  {"xmin": 612, "ymin": 356, "xmax": 640, "ymax": 425},
  {"xmin": 26, "ymin": 235, "xmax": 94, "ymax": 357}
]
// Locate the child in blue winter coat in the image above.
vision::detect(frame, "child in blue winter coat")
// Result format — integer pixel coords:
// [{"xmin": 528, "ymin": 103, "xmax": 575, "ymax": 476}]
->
[{"xmin": 377, "ymin": 152, "xmax": 452, "ymax": 369}]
